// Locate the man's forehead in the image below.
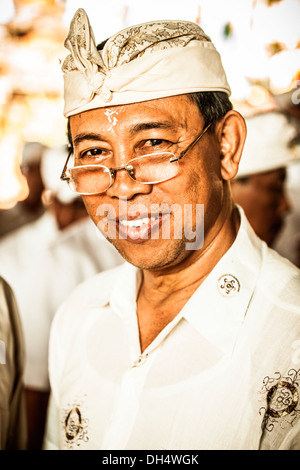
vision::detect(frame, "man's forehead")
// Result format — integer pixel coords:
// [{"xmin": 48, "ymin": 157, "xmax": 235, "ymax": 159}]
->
[
  {"xmin": 248, "ymin": 168, "xmax": 287, "ymax": 186},
  {"xmin": 260, "ymin": 167, "xmax": 287, "ymax": 181},
  {"xmin": 70, "ymin": 95, "xmax": 200, "ymax": 131}
]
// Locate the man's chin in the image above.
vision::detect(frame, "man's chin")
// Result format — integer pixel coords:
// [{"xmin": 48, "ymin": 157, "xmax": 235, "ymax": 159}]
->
[{"xmin": 109, "ymin": 237, "xmax": 189, "ymax": 271}]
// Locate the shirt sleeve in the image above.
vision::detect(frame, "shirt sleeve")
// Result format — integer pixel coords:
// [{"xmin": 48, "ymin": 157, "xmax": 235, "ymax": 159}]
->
[
  {"xmin": 42, "ymin": 303, "xmax": 67, "ymax": 450},
  {"xmin": 0, "ymin": 277, "xmax": 27, "ymax": 450},
  {"xmin": 279, "ymin": 423, "xmax": 300, "ymax": 450},
  {"xmin": 43, "ymin": 393, "xmax": 60, "ymax": 450},
  {"xmin": 260, "ymin": 420, "xmax": 300, "ymax": 450}
]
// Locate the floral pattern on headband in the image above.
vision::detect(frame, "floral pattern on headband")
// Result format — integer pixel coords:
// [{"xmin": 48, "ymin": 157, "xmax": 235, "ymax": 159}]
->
[
  {"xmin": 62, "ymin": 8, "xmax": 211, "ymax": 97},
  {"xmin": 104, "ymin": 21, "xmax": 211, "ymax": 68}
]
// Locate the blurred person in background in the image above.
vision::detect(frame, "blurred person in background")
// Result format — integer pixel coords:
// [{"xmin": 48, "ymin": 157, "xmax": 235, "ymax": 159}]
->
[
  {"xmin": 0, "ymin": 276, "xmax": 27, "ymax": 449},
  {"xmin": 0, "ymin": 144, "xmax": 122, "ymax": 449},
  {"xmin": 0, "ymin": 141, "xmax": 47, "ymax": 238},
  {"xmin": 273, "ymin": 154, "xmax": 300, "ymax": 268},
  {"xmin": 231, "ymin": 110, "xmax": 300, "ymax": 249}
]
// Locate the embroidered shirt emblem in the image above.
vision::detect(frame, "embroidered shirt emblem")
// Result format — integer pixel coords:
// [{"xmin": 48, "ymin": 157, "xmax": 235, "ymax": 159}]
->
[
  {"xmin": 217, "ymin": 274, "xmax": 240, "ymax": 297},
  {"xmin": 259, "ymin": 368, "xmax": 300, "ymax": 432},
  {"xmin": 63, "ymin": 397, "xmax": 89, "ymax": 448}
]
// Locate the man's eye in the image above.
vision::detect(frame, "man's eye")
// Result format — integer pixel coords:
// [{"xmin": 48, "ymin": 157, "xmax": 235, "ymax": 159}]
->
[
  {"xmin": 270, "ymin": 186, "xmax": 284, "ymax": 195},
  {"xmin": 148, "ymin": 139, "xmax": 164, "ymax": 146},
  {"xmin": 78, "ymin": 148, "xmax": 112, "ymax": 163},
  {"xmin": 142, "ymin": 139, "xmax": 172, "ymax": 151},
  {"xmin": 81, "ymin": 148, "xmax": 104, "ymax": 158}
]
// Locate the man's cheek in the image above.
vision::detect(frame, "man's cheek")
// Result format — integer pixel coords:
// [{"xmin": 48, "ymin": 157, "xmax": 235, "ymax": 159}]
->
[{"xmin": 95, "ymin": 203, "xmax": 117, "ymax": 240}]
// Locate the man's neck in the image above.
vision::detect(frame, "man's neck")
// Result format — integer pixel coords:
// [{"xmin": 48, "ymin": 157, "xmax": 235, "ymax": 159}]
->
[{"xmin": 136, "ymin": 202, "xmax": 240, "ymax": 352}]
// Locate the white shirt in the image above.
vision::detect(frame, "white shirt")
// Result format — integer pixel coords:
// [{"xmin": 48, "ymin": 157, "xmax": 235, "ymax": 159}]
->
[{"xmin": 44, "ymin": 209, "xmax": 300, "ymax": 450}]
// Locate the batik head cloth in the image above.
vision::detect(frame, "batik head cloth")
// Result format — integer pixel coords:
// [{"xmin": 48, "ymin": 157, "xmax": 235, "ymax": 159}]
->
[{"xmin": 62, "ymin": 8, "xmax": 231, "ymax": 117}]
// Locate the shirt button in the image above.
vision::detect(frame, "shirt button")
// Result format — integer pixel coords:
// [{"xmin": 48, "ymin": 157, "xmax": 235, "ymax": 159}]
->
[
  {"xmin": 217, "ymin": 274, "xmax": 240, "ymax": 297},
  {"xmin": 131, "ymin": 354, "xmax": 148, "ymax": 367}
]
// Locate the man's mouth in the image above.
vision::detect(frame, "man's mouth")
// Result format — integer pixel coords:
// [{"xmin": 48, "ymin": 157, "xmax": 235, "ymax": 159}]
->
[{"xmin": 117, "ymin": 213, "xmax": 168, "ymax": 242}]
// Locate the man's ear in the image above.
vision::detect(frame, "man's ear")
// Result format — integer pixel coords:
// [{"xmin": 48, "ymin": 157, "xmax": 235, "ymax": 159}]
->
[{"xmin": 215, "ymin": 110, "xmax": 247, "ymax": 181}]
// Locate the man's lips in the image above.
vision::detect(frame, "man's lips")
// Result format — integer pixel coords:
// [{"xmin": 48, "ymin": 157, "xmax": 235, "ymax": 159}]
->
[{"xmin": 105, "ymin": 212, "xmax": 170, "ymax": 242}]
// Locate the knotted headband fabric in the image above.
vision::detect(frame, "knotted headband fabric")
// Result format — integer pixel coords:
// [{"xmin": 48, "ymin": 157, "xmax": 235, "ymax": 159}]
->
[{"xmin": 62, "ymin": 8, "xmax": 231, "ymax": 117}]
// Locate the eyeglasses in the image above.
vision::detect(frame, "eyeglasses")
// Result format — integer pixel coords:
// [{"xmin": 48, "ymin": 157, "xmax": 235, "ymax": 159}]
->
[{"xmin": 60, "ymin": 122, "xmax": 212, "ymax": 195}]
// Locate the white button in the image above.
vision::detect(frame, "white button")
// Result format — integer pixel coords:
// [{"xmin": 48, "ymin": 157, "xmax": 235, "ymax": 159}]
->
[
  {"xmin": 217, "ymin": 274, "xmax": 240, "ymax": 297},
  {"xmin": 131, "ymin": 354, "xmax": 148, "ymax": 367}
]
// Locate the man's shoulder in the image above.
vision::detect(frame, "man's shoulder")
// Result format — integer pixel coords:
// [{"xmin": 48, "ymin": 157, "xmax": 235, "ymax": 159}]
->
[
  {"xmin": 50, "ymin": 262, "xmax": 127, "ymax": 343},
  {"xmin": 260, "ymin": 245, "xmax": 300, "ymax": 310},
  {"xmin": 60, "ymin": 262, "xmax": 126, "ymax": 310}
]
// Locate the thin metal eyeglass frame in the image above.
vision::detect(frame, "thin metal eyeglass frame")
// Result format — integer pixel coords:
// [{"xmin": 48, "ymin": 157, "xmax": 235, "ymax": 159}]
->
[{"xmin": 60, "ymin": 122, "xmax": 212, "ymax": 193}]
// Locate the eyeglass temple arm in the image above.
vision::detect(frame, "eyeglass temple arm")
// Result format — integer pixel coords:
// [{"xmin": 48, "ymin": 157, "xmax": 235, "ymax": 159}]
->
[
  {"xmin": 60, "ymin": 149, "xmax": 73, "ymax": 181},
  {"xmin": 173, "ymin": 122, "xmax": 212, "ymax": 162}
]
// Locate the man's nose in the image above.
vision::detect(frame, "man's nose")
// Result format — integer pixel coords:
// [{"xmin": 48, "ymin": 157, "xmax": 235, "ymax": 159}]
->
[
  {"xmin": 278, "ymin": 191, "xmax": 291, "ymax": 217},
  {"xmin": 106, "ymin": 167, "xmax": 152, "ymax": 200}
]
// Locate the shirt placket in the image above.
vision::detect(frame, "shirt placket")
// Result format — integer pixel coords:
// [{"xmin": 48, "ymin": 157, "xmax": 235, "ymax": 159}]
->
[
  {"xmin": 100, "ymin": 348, "xmax": 157, "ymax": 450},
  {"xmin": 101, "ymin": 294, "xmax": 185, "ymax": 450}
]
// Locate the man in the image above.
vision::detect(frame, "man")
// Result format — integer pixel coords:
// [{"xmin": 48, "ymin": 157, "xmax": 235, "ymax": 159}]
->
[
  {"xmin": 0, "ymin": 277, "xmax": 27, "ymax": 449},
  {"xmin": 44, "ymin": 9, "xmax": 300, "ymax": 450},
  {"xmin": 0, "ymin": 141, "xmax": 46, "ymax": 238},
  {"xmin": 231, "ymin": 110, "xmax": 299, "ymax": 247},
  {"xmin": 274, "ymin": 161, "xmax": 300, "ymax": 267}
]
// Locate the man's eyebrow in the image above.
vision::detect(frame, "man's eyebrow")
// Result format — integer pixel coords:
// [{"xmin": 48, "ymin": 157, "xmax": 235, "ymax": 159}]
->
[
  {"xmin": 73, "ymin": 133, "xmax": 104, "ymax": 147},
  {"xmin": 129, "ymin": 121, "xmax": 178, "ymax": 133},
  {"xmin": 73, "ymin": 122, "xmax": 179, "ymax": 146}
]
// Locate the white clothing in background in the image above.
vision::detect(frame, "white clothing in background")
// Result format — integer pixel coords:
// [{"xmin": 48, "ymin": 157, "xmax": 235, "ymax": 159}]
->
[{"xmin": 0, "ymin": 214, "xmax": 122, "ymax": 390}]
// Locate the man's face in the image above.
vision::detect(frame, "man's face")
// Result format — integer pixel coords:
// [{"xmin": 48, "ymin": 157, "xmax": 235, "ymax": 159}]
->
[
  {"xmin": 69, "ymin": 95, "xmax": 224, "ymax": 270},
  {"xmin": 22, "ymin": 163, "xmax": 44, "ymax": 208},
  {"xmin": 231, "ymin": 168, "xmax": 290, "ymax": 246}
]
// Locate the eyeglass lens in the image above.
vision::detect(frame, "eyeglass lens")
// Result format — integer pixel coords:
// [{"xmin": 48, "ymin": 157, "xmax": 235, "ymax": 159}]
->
[{"xmin": 67, "ymin": 153, "xmax": 179, "ymax": 195}]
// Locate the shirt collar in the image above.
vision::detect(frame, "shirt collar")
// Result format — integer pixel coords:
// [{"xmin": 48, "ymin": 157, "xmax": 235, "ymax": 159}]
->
[
  {"xmin": 109, "ymin": 262, "xmax": 142, "ymax": 355},
  {"xmin": 182, "ymin": 207, "xmax": 263, "ymax": 355},
  {"xmin": 109, "ymin": 207, "xmax": 264, "ymax": 357}
]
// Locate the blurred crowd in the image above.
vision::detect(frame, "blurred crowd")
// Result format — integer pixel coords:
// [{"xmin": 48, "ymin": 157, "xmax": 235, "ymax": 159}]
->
[
  {"xmin": 0, "ymin": 141, "xmax": 123, "ymax": 449},
  {"xmin": 0, "ymin": 103, "xmax": 300, "ymax": 449}
]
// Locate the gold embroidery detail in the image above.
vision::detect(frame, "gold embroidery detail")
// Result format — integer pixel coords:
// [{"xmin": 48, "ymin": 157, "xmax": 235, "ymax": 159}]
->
[
  {"xmin": 259, "ymin": 369, "xmax": 300, "ymax": 432},
  {"xmin": 63, "ymin": 397, "xmax": 89, "ymax": 448},
  {"xmin": 266, "ymin": 381, "xmax": 298, "ymax": 418},
  {"xmin": 217, "ymin": 274, "xmax": 240, "ymax": 296}
]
